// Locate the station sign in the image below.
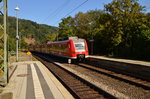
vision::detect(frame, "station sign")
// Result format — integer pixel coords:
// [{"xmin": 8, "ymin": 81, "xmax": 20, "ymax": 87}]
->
[{"xmin": 89, "ymin": 39, "xmax": 94, "ymax": 42}]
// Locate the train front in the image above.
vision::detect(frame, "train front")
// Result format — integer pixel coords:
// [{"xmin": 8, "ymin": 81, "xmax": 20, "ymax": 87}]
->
[{"xmin": 70, "ymin": 39, "xmax": 89, "ymax": 61}]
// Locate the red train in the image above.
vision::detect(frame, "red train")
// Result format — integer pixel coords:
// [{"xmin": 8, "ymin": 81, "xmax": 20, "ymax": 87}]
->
[{"xmin": 29, "ymin": 37, "xmax": 89, "ymax": 61}]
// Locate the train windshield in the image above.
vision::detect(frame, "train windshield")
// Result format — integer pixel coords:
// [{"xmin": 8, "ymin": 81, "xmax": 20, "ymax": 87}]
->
[{"xmin": 74, "ymin": 42, "xmax": 85, "ymax": 52}]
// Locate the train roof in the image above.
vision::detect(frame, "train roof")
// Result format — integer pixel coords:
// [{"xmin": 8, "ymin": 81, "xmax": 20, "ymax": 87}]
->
[
  {"xmin": 30, "ymin": 38, "xmax": 86, "ymax": 47},
  {"xmin": 47, "ymin": 38, "xmax": 85, "ymax": 44},
  {"xmin": 47, "ymin": 37, "xmax": 79, "ymax": 44}
]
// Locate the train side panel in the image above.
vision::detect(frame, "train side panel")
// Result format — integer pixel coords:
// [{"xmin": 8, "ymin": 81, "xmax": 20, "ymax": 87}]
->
[
  {"xmin": 29, "ymin": 38, "xmax": 89, "ymax": 60},
  {"xmin": 69, "ymin": 40, "xmax": 76, "ymax": 58},
  {"xmin": 84, "ymin": 40, "xmax": 89, "ymax": 57}
]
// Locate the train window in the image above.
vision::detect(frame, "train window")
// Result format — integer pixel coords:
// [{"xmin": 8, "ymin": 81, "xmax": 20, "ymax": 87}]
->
[
  {"xmin": 74, "ymin": 42, "xmax": 85, "ymax": 52},
  {"xmin": 75, "ymin": 44, "xmax": 84, "ymax": 47}
]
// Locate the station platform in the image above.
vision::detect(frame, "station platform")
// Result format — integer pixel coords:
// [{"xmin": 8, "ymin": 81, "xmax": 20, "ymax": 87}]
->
[
  {"xmin": 89, "ymin": 55, "xmax": 150, "ymax": 67},
  {"xmin": 0, "ymin": 53, "xmax": 74, "ymax": 99}
]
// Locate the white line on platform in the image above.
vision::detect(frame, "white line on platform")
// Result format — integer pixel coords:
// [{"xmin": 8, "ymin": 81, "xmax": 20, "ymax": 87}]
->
[{"xmin": 31, "ymin": 63, "xmax": 45, "ymax": 99}]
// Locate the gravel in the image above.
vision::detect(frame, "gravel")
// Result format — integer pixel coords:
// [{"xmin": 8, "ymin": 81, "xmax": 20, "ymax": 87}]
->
[{"xmin": 55, "ymin": 62, "xmax": 150, "ymax": 99}]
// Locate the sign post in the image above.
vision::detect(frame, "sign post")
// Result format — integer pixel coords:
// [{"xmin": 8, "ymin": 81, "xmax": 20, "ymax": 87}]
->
[{"xmin": 89, "ymin": 39, "xmax": 94, "ymax": 55}]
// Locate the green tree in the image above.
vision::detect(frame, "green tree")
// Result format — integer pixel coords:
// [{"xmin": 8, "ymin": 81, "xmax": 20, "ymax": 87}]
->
[
  {"xmin": 46, "ymin": 32, "xmax": 57, "ymax": 42},
  {"xmin": 104, "ymin": 0, "xmax": 148, "ymax": 58},
  {"xmin": 74, "ymin": 12, "xmax": 92, "ymax": 40},
  {"xmin": 86, "ymin": 10, "xmax": 112, "ymax": 54},
  {"xmin": 58, "ymin": 16, "xmax": 76, "ymax": 40}
]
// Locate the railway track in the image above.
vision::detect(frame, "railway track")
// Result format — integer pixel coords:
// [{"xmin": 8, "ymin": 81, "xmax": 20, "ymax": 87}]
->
[
  {"xmin": 78, "ymin": 63, "xmax": 150, "ymax": 90},
  {"xmin": 85, "ymin": 58, "xmax": 150, "ymax": 82},
  {"xmin": 34, "ymin": 54, "xmax": 116, "ymax": 99},
  {"xmin": 33, "ymin": 53, "xmax": 150, "ymax": 98}
]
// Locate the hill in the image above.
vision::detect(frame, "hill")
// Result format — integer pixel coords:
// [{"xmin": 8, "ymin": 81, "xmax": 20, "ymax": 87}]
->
[{"xmin": 0, "ymin": 16, "xmax": 58, "ymax": 51}]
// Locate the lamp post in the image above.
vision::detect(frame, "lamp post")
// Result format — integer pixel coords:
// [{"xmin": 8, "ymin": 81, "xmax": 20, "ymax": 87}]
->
[
  {"xmin": 15, "ymin": 6, "xmax": 19, "ymax": 62},
  {"xmin": 19, "ymin": 32, "xmax": 21, "ymax": 51}
]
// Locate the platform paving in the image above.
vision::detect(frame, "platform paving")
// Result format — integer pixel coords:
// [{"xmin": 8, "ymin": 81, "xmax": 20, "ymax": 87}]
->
[
  {"xmin": 0, "ymin": 52, "xmax": 74, "ymax": 99},
  {"xmin": 89, "ymin": 55, "xmax": 150, "ymax": 67}
]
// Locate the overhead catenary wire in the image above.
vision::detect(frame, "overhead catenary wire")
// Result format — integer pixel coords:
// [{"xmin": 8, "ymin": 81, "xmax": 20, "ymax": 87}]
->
[
  {"xmin": 41, "ymin": 0, "xmax": 70, "ymax": 23},
  {"xmin": 63, "ymin": 0, "xmax": 89, "ymax": 18},
  {"xmin": 52, "ymin": 0, "xmax": 89, "ymax": 26},
  {"xmin": 147, "ymin": 7, "xmax": 150, "ymax": 9}
]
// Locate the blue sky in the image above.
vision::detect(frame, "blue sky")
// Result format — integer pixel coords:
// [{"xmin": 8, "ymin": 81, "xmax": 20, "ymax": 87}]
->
[{"xmin": 8, "ymin": 0, "xmax": 150, "ymax": 27}]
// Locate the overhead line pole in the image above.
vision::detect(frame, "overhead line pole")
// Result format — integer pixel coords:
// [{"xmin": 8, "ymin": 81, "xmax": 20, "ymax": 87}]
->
[
  {"xmin": 4, "ymin": 0, "xmax": 8, "ymax": 85},
  {"xmin": 0, "ymin": 0, "xmax": 8, "ymax": 86}
]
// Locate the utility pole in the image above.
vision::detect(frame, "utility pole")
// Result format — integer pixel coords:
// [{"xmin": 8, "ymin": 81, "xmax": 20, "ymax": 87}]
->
[{"xmin": 0, "ymin": 0, "xmax": 8, "ymax": 86}]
